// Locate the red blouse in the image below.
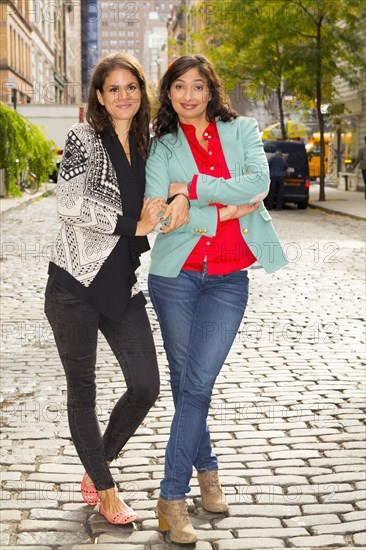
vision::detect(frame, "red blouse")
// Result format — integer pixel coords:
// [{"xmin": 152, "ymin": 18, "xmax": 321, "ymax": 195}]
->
[{"xmin": 181, "ymin": 120, "xmax": 256, "ymax": 275}]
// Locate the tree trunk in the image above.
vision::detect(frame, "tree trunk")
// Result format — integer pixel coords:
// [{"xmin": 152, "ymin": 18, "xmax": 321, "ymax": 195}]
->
[
  {"xmin": 319, "ymin": 124, "xmax": 326, "ymax": 201},
  {"xmin": 316, "ymin": 17, "xmax": 326, "ymax": 201},
  {"xmin": 277, "ymin": 86, "xmax": 287, "ymax": 139}
]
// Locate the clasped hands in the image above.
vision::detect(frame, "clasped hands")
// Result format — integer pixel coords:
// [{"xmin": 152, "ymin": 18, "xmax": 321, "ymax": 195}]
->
[
  {"xmin": 136, "ymin": 195, "xmax": 190, "ymax": 236},
  {"xmin": 136, "ymin": 183, "xmax": 261, "ymax": 236}
]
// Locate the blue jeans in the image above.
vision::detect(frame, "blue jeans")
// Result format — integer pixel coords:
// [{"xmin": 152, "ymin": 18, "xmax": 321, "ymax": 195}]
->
[{"xmin": 148, "ymin": 267, "xmax": 249, "ymax": 500}]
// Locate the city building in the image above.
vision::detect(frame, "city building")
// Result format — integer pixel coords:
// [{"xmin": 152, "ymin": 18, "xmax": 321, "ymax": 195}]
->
[
  {"xmin": 143, "ymin": 10, "xmax": 168, "ymax": 85},
  {"xmin": 142, "ymin": 1, "xmax": 181, "ymax": 84},
  {"xmin": 167, "ymin": 0, "xmax": 202, "ymax": 64},
  {"xmin": 1, "ymin": 1, "xmax": 83, "ymax": 106},
  {"xmin": 29, "ymin": 0, "xmax": 57, "ymax": 104},
  {"xmin": 81, "ymin": 0, "xmax": 99, "ymax": 102},
  {"xmin": 63, "ymin": 0, "xmax": 82, "ymax": 104},
  {"xmin": 98, "ymin": 1, "xmax": 179, "ymax": 84},
  {"xmin": 99, "ymin": 0, "xmax": 140, "ymax": 60},
  {"xmin": 0, "ymin": 0, "xmax": 33, "ymax": 106},
  {"xmin": 332, "ymin": 75, "xmax": 366, "ymax": 191}
]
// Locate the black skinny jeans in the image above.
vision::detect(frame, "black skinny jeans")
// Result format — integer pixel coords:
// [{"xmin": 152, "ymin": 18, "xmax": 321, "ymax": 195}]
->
[{"xmin": 44, "ymin": 277, "xmax": 159, "ymax": 490}]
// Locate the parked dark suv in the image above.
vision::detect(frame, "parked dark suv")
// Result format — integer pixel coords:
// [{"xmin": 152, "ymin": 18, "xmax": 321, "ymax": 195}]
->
[{"xmin": 262, "ymin": 139, "xmax": 310, "ymax": 209}]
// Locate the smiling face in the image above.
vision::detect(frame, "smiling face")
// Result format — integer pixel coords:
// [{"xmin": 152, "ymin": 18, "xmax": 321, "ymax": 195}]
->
[
  {"xmin": 96, "ymin": 68, "xmax": 141, "ymax": 127},
  {"xmin": 168, "ymin": 67, "xmax": 211, "ymax": 126}
]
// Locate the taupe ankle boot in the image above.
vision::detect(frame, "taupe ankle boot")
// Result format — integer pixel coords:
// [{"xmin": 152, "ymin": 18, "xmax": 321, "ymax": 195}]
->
[
  {"xmin": 197, "ymin": 469, "xmax": 228, "ymax": 513},
  {"xmin": 156, "ymin": 498, "xmax": 198, "ymax": 544}
]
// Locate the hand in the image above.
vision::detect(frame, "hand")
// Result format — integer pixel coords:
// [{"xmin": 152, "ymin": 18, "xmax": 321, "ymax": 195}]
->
[
  {"xmin": 160, "ymin": 195, "xmax": 190, "ymax": 234},
  {"xmin": 168, "ymin": 183, "xmax": 189, "ymax": 198},
  {"xmin": 219, "ymin": 201, "xmax": 260, "ymax": 222},
  {"xmin": 235, "ymin": 202, "xmax": 261, "ymax": 218},
  {"xmin": 135, "ymin": 197, "xmax": 167, "ymax": 236}
]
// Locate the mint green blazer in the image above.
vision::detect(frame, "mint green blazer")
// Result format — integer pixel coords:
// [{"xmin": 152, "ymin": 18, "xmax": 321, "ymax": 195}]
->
[{"xmin": 145, "ymin": 116, "xmax": 288, "ymax": 277}]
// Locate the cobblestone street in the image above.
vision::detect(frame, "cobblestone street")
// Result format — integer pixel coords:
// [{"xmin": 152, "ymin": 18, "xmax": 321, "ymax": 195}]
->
[{"xmin": 0, "ymin": 194, "xmax": 365, "ymax": 549}]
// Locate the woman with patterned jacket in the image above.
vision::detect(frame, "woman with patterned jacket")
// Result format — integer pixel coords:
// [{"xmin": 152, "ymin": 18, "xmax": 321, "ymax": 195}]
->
[
  {"xmin": 145, "ymin": 55, "xmax": 288, "ymax": 543},
  {"xmin": 44, "ymin": 54, "xmax": 176, "ymax": 525}
]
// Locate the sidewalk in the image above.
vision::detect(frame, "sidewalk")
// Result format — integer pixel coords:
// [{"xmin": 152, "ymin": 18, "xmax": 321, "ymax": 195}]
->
[
  {"xmin": 0, "ymin": 183, "xmax": 56, "ymax": 217},
  {"xmin": 309, "ymin": 183, "xmax": 366, "ymax": 220}
]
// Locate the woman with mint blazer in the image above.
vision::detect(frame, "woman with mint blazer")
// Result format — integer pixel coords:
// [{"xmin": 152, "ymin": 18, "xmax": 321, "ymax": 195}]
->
[
  {"xmin": 146, "ymin": 116, "xmax": 287, "ymax": 275},
  {"xmin": 145, "ymin": 55, "xmax": 288, "ymax": 544}
]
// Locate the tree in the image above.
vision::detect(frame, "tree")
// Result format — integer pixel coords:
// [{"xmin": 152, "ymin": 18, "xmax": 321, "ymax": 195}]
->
[
  {"xmin": 195, "ymin": 1, "xmax": 303, "ymax": 139},
  {"xmin": 194, "ymin": 0, "xmax": 366, "ymax": 200},
  {"xmin": 287, "ymin": 0, "xmax": 366, "ymax": 200},
  {"xmin": 0, "ymin": 102, "xmax": 57, "ymax": 196}
]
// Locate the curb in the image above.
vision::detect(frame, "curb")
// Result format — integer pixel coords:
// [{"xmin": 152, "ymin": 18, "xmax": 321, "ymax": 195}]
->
[
  {"xmin": 308, "ymin": 202, "xmax": 365, "ymax": 221},
  {"xmin": 0, "ymin": 185, "xmax": 56, "ymax": 220}
]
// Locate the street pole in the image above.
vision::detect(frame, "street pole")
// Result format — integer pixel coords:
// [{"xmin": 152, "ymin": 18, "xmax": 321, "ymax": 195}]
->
[{"xmin": 11, "ymin": 88, "xmax": 17, "ymax": 110}]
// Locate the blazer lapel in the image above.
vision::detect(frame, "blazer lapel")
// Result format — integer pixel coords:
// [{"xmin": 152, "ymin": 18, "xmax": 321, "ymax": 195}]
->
[{"xmin": 165, "ymin": 127, "xmax": 198, "ymax": 180}]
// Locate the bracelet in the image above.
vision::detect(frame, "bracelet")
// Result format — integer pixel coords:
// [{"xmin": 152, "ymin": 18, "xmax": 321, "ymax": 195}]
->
[
  {"xmin": 167, "ymin": 193, "xmax": 191, "ymax": 207},
  {"xmin": 187, "ymin": 181, "xmax": 191, "ymax": 196}
]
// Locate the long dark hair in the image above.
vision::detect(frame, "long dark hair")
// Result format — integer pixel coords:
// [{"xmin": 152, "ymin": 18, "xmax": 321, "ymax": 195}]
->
[
  {"xmin": 86, "ymin": 53, "xmax": 151, "ymax": 160},
  {"xmin": 153, "ymin": 55, "xmax": 237, "ymax": 138}
]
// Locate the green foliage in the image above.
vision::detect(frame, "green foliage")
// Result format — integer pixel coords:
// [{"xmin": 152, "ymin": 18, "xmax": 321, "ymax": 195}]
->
[
  {"xmin": 194, "ymin": 0, "xmax": 366, "ymax": 196},
  {"xmin": 196, "ymin": 0, "xmax": 365, "ymax": 103},
  {"xmin": 288, "ymin": 0, "xmax": 366, "ymax": 100},
  {"xmin": 194, "ymin": 0, "xmax": 310, "ymax": 138},
  {"xmin": 0, "ymin": 102, "xmax": 57, "ymax": 196}
]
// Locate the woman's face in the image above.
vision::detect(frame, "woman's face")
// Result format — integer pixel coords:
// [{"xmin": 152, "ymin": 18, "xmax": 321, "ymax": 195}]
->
[
  {"xmin": 168, "ymin": 67, "xmax": 211, "ymax": 126},
  {"xmin": 97, "ymin": 68, "xmax": 141, "ymax": 126}
]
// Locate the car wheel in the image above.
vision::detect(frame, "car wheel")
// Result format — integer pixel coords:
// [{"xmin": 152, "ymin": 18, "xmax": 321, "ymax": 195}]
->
[{"xmin": 297, "ymin": 202, "xmax": 308, "ymax": 210}]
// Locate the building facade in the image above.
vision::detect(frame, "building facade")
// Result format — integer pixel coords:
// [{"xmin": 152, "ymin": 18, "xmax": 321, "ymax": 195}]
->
[
  {"xmin": 333, "ymin": 75, "xmax": 366, "ymax": 191},
  {"xmin": 167, "ymin": 0, "xmax": 202, "ymax": 64},
  {"xmin": 143, "ymin": 10, "xmax": 168, "ymax": 85},
  {"xmin": 98, "ymin": 1, "xmax": 179, "ymax": 84},
  {"xmin": 52, "ymin": 1, "xmax": 63, "ymax": 103},
  {"xmin": 63, "ymin": 1, "xmax": 82, "ymax": 105},
  {"xmin": 81, "ymin": 0, "xmax": 99, "ymax": 102},
  {"xmin": 29, "ymin": 0, "xmax": 55, "ymax": 104},
  {"xmin": 1, "ymin": 0, "xmax": 82, "ymax": 106},
  {"xmin": 99, "ymin": 0, "xmax": 140, "ymax": 60},
  {"xmin": 0, "ymin": 0, "xmax": 33, "ymax": 106}
]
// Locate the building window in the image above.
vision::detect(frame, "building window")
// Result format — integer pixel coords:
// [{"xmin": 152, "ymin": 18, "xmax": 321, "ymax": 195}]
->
[
  {"xmin": 13, "ymin": 29, "xmax": 17, "ymax": 70},
  {"xmin": 9, "ymin": 26, "xmax": 13, "ymax": 68},
  {"xmin": 19, "ymin": 36, "xmax": 22, "ymax": 75}
]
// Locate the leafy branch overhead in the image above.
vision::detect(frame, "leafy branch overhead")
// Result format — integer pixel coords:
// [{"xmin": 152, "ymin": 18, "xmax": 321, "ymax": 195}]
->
[{"xmin": 195, "ymin": 0, "xmax": 366, "ymax": 200}]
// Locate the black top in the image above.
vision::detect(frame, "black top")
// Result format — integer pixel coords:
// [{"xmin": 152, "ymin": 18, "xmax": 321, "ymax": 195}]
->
[{"xmin": 48, "ymin": 127, "xmax": 150, "ymax": 321}]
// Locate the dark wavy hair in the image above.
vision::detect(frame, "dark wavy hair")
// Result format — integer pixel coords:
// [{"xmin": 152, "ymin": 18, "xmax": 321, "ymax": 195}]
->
[
  {"xmin": 153, "ymin": 55, "xmax": 237, "ymax": 138},
  {"xmin": 86, "ymin": 53, "xmax": 151, "ymax": 160}
]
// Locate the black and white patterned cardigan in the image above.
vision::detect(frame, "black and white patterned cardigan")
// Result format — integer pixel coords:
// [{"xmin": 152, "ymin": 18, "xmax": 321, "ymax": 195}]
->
[{"xmin": 52, "ymin": 123, "xmax": 126, "ymax": 287}]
